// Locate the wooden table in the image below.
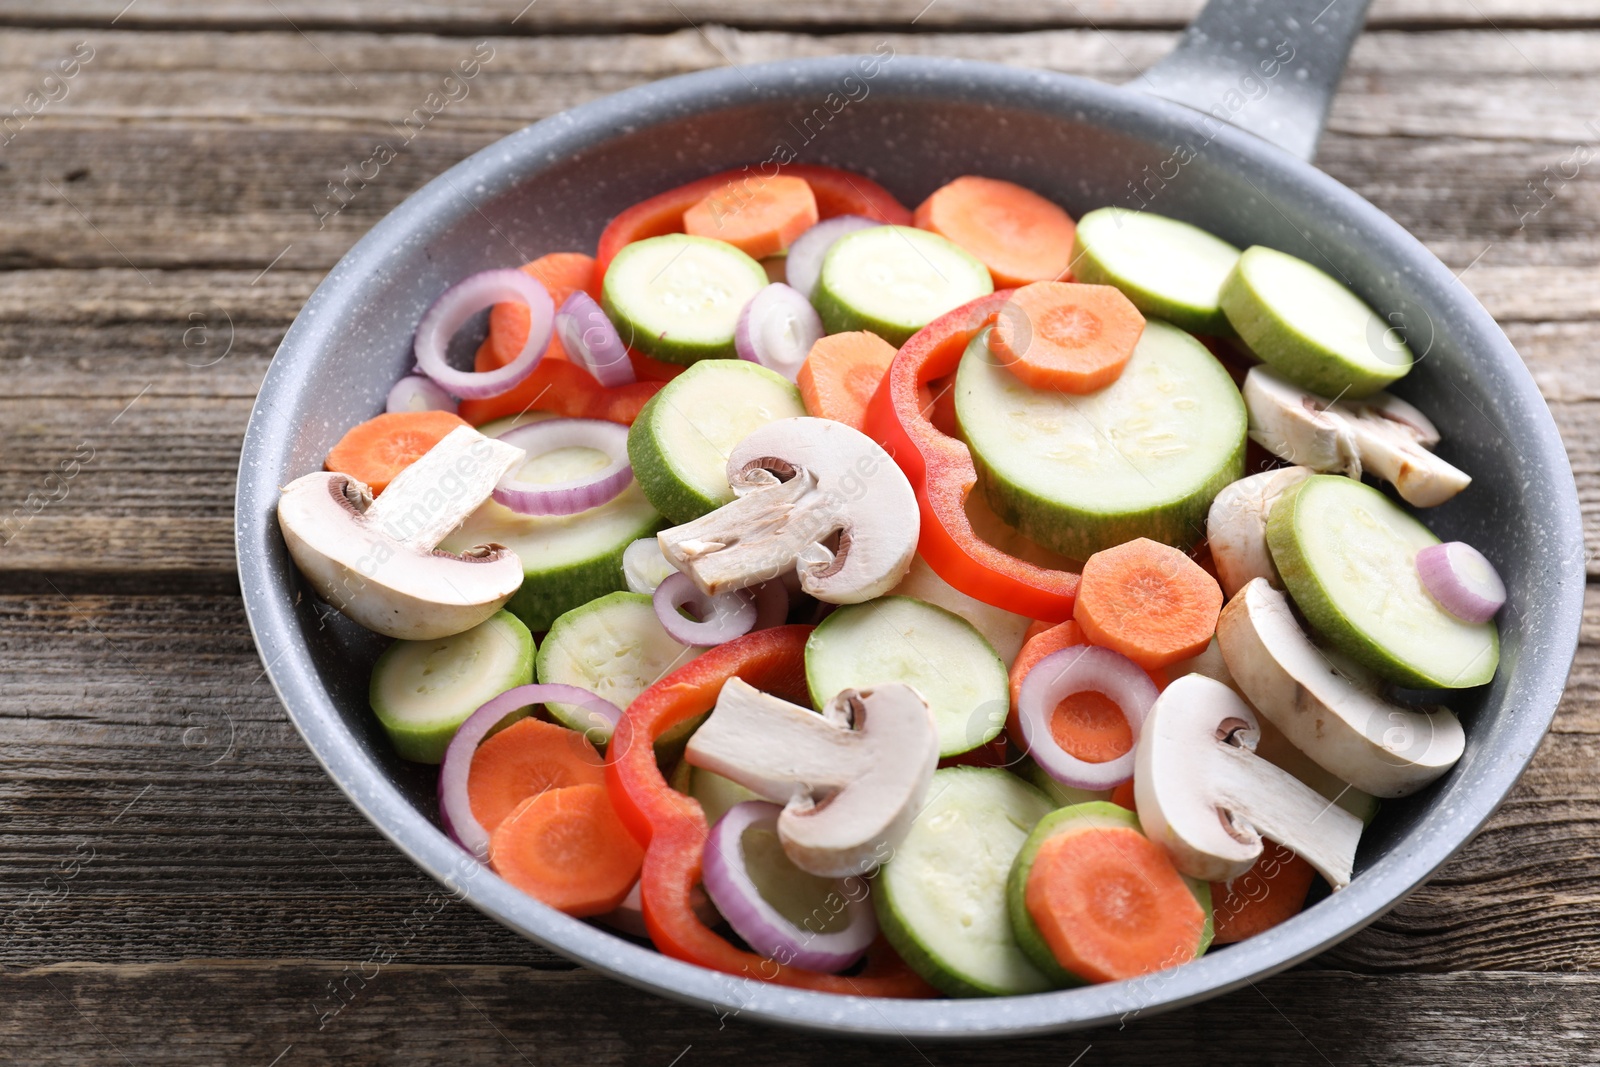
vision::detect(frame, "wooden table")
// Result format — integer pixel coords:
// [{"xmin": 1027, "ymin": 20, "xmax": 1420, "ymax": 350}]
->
[{"xmin": 3, "ymin": 1, "xmax": 1598, "ymax": 1062}]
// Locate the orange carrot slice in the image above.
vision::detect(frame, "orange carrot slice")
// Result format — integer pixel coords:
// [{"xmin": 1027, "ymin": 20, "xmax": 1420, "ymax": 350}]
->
[
  {"xmin": 1074, "ymin": 538, "xmax": 1222, "ymax": 670},
  {"xmin": 1210, "ymin": 841, "xmax": 1316, "ymax": 944},
  {"xmin": 1025, "ymin": 825, "xmax": 1205, "ymax": 983},
  {"xmin": 467, "ymin": 717, "xmax": 606, "ymax": 836},
  {"xmin": 487, "ymin": 252, "xmax": 598, "ymax": 368},
  {"xmin": 796, "ymin": 330, "xmax": 898, "ymax": 430},
  {"xmin": 914, "ymin": 176, "xmax": 1077, "ymax": 287},
  {"xmin": 1021, "ymin": 618, "xmax": 1057, "ymax": 644},
  {"xmin": 682, "ymin": 174, "xmax": 820, "ymax": 259},
  {"xmin": 324, "ymin": 409, "xmax": 470, "ymax": 495},
  {"xmin": 989, "ymin": 281, "xmax": 1146, "ymax": 393},
  {"xmin": 1109, "ymin": 779, "xmax": 1136, "ymax": 811},
  {"xmin": 488, "ymin": 783, "xmax": 645, "ymax": 917}
]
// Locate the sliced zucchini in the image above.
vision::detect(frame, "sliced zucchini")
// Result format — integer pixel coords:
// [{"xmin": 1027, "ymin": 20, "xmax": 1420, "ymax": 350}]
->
[
  {"xmin": 1220, "ymin": 245, "xmax": 1412, "ymax": 398},
  {"xmin": 812, "ymin": 225, "xmax": 993, "ymax": 346},
  {"xmin": 626, "ymin": 358, "xmax": 806, "ymax": 524},
  {"xmin": 874, "ymin": 767, "xmax": 1056, "ymax": 996},
  {"xmin": 535, "ymin": 591, "xmax": 705, "ymax": 743},
  {"xmin": 956, "ymin": 320, "xmax": 1245, "ymax": 559},
  {"xmin": 1070, "ymin": 207, "xmax": 1240, "ymax": 335},
  {"xmin": 805, "ymin": 595, "xmax": 1009, "ymax": 757},
  {"xmin": 368, "ymin": 610, "xmax": 534, "ymax": 763},
  {"xmin": 601, "ymin": 234, "xmax": 768, "ymax": 364},
  {"xmin": 1266, "ymin": 475, "xmax": 1498, "ymax": 688},
  {"xmin": 1006, "ymin": 801, "xmax": 1213, "ymax": 988}
]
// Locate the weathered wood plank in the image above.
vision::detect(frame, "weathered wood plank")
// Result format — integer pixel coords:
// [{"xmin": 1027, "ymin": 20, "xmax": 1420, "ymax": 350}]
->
[
  {"xmin": 3, "ymin": 964, "xmax": 1600, "ymax": 1065},
  {"xmin": 0, "ymin": 588, "xmax": 1596, "ymax": 971},
  {"xmin": 5, "ymin": 0, "xmax": 1600, "ymax": 32}
]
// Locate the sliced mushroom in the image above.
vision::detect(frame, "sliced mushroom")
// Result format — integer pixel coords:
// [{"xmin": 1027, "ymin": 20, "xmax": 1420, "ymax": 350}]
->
[
  {"xmin": 658, "ymin": 417, "xmax": 918, "ymax": 604},
  {"xmin": 1135, "ymin": 673, "xmax": 1363, "ymax": 888},
  {"xmin": 684, "ymin": 677, "xmax": 939, "ymax": 877},
  {"xmin": 1206, "ymin": 465, "xmax": 1313, "ymax": 598},
  {"xmin": 1244, "ymin": 366, "xmax": 1469, "ymax": 506},
  {"xmin": 1333, "ymin": 393, "xmax": 1471, "ymax": 507},
  {"xmin": 1215, "ymin": 578, "xmax": 1466, "ymax": 798},
  {"xmin": 1243, "ymin": 366, "xmax": 1359, "ymax": 476},
  {"xmin": 277, "ymin": 425, "xmax": 526, "ymax": 640}
]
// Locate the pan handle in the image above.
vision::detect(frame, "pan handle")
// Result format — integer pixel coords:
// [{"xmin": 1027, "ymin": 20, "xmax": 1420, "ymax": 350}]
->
[{"xmin": 1130, "ymin": 0, "xmax": 1372, "ymax": 161}]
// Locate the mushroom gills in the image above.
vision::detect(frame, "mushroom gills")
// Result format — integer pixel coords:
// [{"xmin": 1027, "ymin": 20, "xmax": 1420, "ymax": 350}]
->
[
  {"xmin": 683, "ymin": 677, "xmax": 940, "ymax": 879},
  {"xmin": 1134, "ymin": 673, "xmax": 1363, "ymax": 888}
]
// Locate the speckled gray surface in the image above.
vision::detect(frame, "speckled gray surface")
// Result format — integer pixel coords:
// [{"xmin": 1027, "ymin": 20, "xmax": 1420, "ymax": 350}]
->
[{"xmin": 234, "ymin": 50, "xmax": 1584, "ymax": 1038}]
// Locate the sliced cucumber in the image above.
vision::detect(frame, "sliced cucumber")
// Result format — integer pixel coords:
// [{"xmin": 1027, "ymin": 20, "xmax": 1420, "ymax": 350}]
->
[
  {"xmin": 368, "ymin": 610, "xmax": 534, "ymax": 763},
  {"xmin": 956, "ymin": 320, "xmax": 1245, "ymax": 559},
  {"xmin": 1016, "ymin": 758, "xmax": 1111, "ymax": 809},
  {"xmin": 690, "ymin": 767, "xmax": 762, "ymax": 826},
  {"xmin": 874, "ymin": 767, "xmax": 1055, "ymax": 997},
  {"xmin": 626, "ymin": 358, "xmax": 806, "ymax": 524},
  {"xmin": 1220, "ymin": 245, "xmax": 1412, "ymax": 398},
  {"xmin": 888, "ymin": 553, "xmax": 1032, "ymax": 665},
  {"xmin": 1266, "ymin": 475, "xmax": 1498, "ymax": 688},
  {"xmin": 806, "ymin": 595, "xmax": 1009, "ymax": 757},
  {"xmin": 439, "ymin": 481, "xmax": 661, "ymax": 633},
  {"xmin": 475, "ymin": 411, "xmax": 556, "ymax": 438},
  {"xmin": 812, "ymin": 225, "xmax": 993, "ymax": 346},
  {"xmin": 621, "ymin": 537, "xmax": 677, "ymax": 594},
  {"xmin": 535, "ymin": 591, "xmax": 705, "ymax": 742},
  {"xmin": 601, "ymin": 234, "xmax": 768, "ymax": 364},
  {"xmin": 1006, "ymin": 802, "xmax": 1212, "ymax": 987},
  {"xmin": 1070, "ymin": 208, "xmax": 1240, "ymax": 335}
]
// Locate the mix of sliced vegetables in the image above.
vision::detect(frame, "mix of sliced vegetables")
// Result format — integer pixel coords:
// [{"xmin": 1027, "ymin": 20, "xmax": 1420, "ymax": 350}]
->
[{"xmin": 276, "ymin": 162, "xmax": 1503, "ymax": 999}]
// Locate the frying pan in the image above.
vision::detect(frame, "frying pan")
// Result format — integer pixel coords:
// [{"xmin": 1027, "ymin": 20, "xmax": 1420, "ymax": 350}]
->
[{"xmin": 235, "ymin": 0, "xmax": 1585, "ymax": 1038}]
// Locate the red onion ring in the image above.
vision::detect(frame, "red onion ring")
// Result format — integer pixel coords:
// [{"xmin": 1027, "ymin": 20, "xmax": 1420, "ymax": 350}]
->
[
  {"xmin": 1017, "ymin": 644, "xmax": 1157, "ymax": 791},
  {"xmin": 491, "ymin": 418, "xmax": 633, "ymax": 516},
  {"xmin": 734, "ymin": 283, "xmax": 825, "ymax": 382},
  {"xmin": 1417, "ymin": 541, "xmax": 1505, "ymax": 623},
  {"xmin": 701, "ymin": 801, "xmax": 877, "ymax": 973},
  {"xmin": 386, "ymin": 374, "xmax": 458, "ymax": 414},
  {"xmin": 438, "ymin": 682, "xmax": 623, "ymax": 862},
  {"xmin": 414, "ymin": 268, "xmax": 553, "ymax": 400},
  {"xmin": 555, "ymin": 290, "xmax": 636, "ymax": 388},
  {"xmin": 652, "ymin": 571, "xmax": 756, "ymax": 646},
  {"xmin": 784, "ymin": 215, "xmax": 881, "ymax": 300}
]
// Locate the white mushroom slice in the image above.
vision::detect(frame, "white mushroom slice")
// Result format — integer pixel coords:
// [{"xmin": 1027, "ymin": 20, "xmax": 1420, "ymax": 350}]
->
[
  {"xmin": 1205, "ymin": 465, "xmax": 1313, "ymax": 598},
  {"xmin": 658, "ymin": 417, "xmax": 919, "ymax": 604},
  {"xmin": 684, "ymin": 677, "xmax": 939, "ymax": 878},
  {"xmin": 1243, "ymin": 366, "xmax": 1360, "ymax": 476},
  {"xmin": 1331, "ymin": 395, "xmax": 1470, "ymax": 507},
  {"xmin": 1135, "ymin": 673, "xmax": 1363, "ymax": 888},
  {"xmin": 277, "ymin": 426, "xmax": 526, "ymax": 640},
  {"xmin": 1215, "ymin": 578, "xmax": 1466, "ymax": 798}
]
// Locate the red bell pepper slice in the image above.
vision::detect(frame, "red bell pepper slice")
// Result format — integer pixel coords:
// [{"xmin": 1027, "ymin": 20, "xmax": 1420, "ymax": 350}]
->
[
  {"xmin": 861, "ymin": 292, "xmax": 1081, "ymax": 622},
  {"xmin": 595, "ymin": 163, "xmax": 913, "ymax": 281},
  {"xmin": 457, "ymin": 339, "xmax": 662, "ymax": 427},
  {"xmin": 605, "ymin": 624, "xmax": 934, "ymax": 998}
]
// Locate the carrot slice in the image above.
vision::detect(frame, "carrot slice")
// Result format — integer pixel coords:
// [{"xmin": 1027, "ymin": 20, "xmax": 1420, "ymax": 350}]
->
[
  {"xmin": 796, "ymin": 330, "xmax": 898, "ymax": 430},
  {"xmin": 1109, "ymin": 779, "xmax": 1136, "ymax": 811},
  {"xmin": 324, "ymin": 409, "xmax": 470, "ymax": 495},
  {"xmin": 683, "ymin": 174, "xmax": 819, "ymax": 259},
  {"xmin": 458, "ymin": 339, "xmax": 662, "ymax": 427},
  {"xmin": 989, "ymin": 281, "xmax": 1146, "ymax": 393},
  {"xmin": 487, "ymin": 252, "xmax": 599, "ymax": 368},
  {"xmin": 1210, "ymin": 841, "xmax": 1315, "ymax": 944},
  {"xmin": 914, "ymin": 176, "xmax": 1077, "ymax": 287},
  {"xmin": 1074, "ymin": 538, "xmax": 1222, "ymax": 670},
  {"xmin": 1025, "ymin": 826, "xmax": 1205, "ymax": 983},
  {"xmin": 488, "ymin": 783, "xmax": 644, "ymax": 917},
  {"xmin": 467, "ymin": 717, "xmax": 606, "ymax": 836},
  {"xmin": 1021, "ymin": 618, "xmax": 1057, "ymax": 644}
]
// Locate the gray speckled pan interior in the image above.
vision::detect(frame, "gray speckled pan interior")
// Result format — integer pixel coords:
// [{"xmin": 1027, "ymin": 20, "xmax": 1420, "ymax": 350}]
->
[{"xmin": 235, "ymin": 11, "xmax": 1584, "ymax": 1040}]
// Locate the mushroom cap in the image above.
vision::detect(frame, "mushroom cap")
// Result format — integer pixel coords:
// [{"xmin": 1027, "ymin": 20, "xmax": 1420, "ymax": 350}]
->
[
  {"xmin": 1206, "ymin": 465, "xmax": 1313, "ymax": 598},
  {"xmin": 1217, "ymin": 577, "xmax": 1466, "ymax": 797},
  {"xmin": 277, "ymin": 471, "xmax": 523, "ymax": 640},
  {"xmin": 725, "ymin": 417, "xmax": 919, "ymax": 604},
  {"xmin": 1135, "ymin": 672, "xmax": 1363, "ymax": 887}
]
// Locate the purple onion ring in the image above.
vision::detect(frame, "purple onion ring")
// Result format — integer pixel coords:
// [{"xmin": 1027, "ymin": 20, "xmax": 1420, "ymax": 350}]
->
[
  {"xmin": 415, "ymin": 268, "xmax": 554, "ymax": 400},
  {"xmin": 492, "ymin": 418, "xmax": 633, "ymax": 516}
]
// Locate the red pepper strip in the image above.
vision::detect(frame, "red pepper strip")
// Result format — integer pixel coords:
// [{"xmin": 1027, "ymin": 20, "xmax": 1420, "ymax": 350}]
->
[
  {"xmin": 861, "ymin": 291, "xmax": 1081, "ymax": 622},
  {"xmin": 606, "ymin": 625, "xmax": 935, "ymax": 998},
  {"xmin": 458, "ymin": 339, "xmax": 663, "ymax": 427},
  {"xmin": 595, "ymin": 163, "xmax": 913, "ymax": 281}
]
